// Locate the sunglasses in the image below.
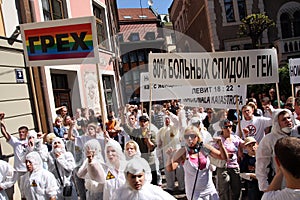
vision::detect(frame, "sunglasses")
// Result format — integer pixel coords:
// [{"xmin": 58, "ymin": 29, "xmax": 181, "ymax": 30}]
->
[
  {"xmin": 184, "ymin": 134, "xmax": 197, "ymax": 139},
  {"xmin": 223, "ymin": 125, "xmax": 232, "ymax": 129}
]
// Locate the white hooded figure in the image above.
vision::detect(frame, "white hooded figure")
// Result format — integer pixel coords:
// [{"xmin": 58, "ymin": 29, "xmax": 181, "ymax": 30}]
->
[
  {"xmin": 25, "ymin": 130, "xmax": 49, "ymax": 169},
  {"xmin": 77, "ymin": 139, "xmax": 105, "ymax": 199},
  {"xmin": 103, "ymin": 139, "xmax": 127, "ymax": 200},
  {"xmin": 111, "ymin": 156, "xmax": 176, "ymax": 200},
  {"xmin": 256, "ymin": 109, "xmax": 300, "ymax": 192},
  {"xmin": 0, "ymin": 160, "xmax": 17, "ymax": 200},
  {"xmin": 21, "ymin": 151, "xmax": 59, "ymax": 200},
  {"xmin": 47, "ymin": 137, "xmax": 77, "ymax": 199},
  {"xmin": 124, "ymin": 140, "xmax": 152, "ymax": 183}
]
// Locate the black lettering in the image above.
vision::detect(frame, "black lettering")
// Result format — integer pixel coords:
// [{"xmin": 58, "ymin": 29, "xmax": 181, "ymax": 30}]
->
[
  {"xmin": 28, "ymin": 36, "xmax": 39, "ymax": 53},
  {"xmin": 56, "ymin": 33, "xmax": 70, "ymax": 52},
  {"xmin": 40, "ymin": 35, "xmax": 55, "ymax": 53},
  {"xmin": 71, "ymin": 32, "xmax": 89, "ymax": 50}
]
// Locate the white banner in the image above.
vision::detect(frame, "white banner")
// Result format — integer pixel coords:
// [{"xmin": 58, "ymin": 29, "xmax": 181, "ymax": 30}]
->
[
  {"xmin": 289, "ymin": 58, "xmax": 300, "ymax": 84},
  {"xmin": 148, "ymin": 49, "xmax": 278, "ymax": 86},
  {"xmin": 140, "ymin": 73, "xmax": 246, "ymax": 109}
]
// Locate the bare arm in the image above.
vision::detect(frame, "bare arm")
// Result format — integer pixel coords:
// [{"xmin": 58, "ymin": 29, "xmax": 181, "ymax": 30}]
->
[
  {"xmin": 0, "ymin": 113, "xmax": 11, "ymax": 141},
  {"xmin": 67, "ymin": 121, "xmax": 76, "ymax": 141},
  {"xmin": 166, "ymin": 147, "xmax": 185, "ymax": 172},
  {"xmin": 206, "ymin": 137, "xmax": 228, "ymax": 160}
]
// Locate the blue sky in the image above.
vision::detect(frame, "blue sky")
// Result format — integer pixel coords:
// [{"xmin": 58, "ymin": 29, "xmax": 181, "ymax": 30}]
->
[{"xmin": 117, "ymin": 0, "xmax": 173, "ymax": 14}]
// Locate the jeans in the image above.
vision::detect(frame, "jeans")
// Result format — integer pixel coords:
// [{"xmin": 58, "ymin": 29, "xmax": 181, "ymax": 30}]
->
[{"xmin": 217, "ymin": 167, "xmax": 241, "ymax": 200}]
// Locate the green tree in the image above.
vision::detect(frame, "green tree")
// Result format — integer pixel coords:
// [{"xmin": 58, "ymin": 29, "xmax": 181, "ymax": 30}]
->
[
  {"xmin": 247, "ymin": 64, "xmax": 291, "ymax": 99},
  {"xmin": 239, "ymin": 13, "xmax": 275, "ymax": 48}
]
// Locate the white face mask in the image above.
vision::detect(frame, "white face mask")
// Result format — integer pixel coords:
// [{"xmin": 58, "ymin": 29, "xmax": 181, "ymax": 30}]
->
[
  {"xmin": 53, "ymin": 147, "xmax": 63, "ymax": 154},
  {"xmin": 281, "ymin": 127, "xmax": 292, "ymax": 134}
]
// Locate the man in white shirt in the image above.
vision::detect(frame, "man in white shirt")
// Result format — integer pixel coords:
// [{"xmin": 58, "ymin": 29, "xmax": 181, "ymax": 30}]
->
[
  {"xmin": 0, "ymin": 112, "xmax": 28, "ymax": 199},
  {"xmin": 238, "ymin": 105, "xmax": 272, "ymax": 143}
]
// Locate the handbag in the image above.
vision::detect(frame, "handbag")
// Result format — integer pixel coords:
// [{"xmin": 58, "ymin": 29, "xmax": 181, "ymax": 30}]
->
[
  {"xmin": 63, "ymin": 185, "xmax": 72, "ymax": 197},
  {"xmin": 209, "ymin": 156, "xmax": 227, "ymax": 168},
  {"xmin": 54, "ymin": 160, "xmax": 72, "ymax": 197}
]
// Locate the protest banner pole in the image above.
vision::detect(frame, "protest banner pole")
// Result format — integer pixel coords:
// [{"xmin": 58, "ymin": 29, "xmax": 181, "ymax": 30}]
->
[
  {"xmin": 276, "ymin": 82, "xmax": 281, "ymax": 108},
  {"xmin": 236, "ymin": 95, "xmax": 242, "ymax": 138},
  {"xmin": 96, "ymin": 63, "xmax": 106, "ymax": 131},
  {"xmin": 148, "ymin": 52, "xmax": 153, "ymax": 134},
  {"xmin": 292, "ymin": 84, "xmax": 295, "ymax": 97}
]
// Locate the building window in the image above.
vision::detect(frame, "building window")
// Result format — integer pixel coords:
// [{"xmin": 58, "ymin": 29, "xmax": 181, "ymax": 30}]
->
[
  {"xmin": 93, "ymin": 3, "xmax": 108, "ymax": 49},
  {"xmin": 42, "ymin": 0, "xmax": 67, "ymax": 20},
  {"xmin": 224, "ymin": 0, "xmax": 235, "ymax": 22},
  {"xmin": 102, "ymin": 75, "xmax": 117, "ymax": 115},
  {"xmin": 281, "ymin": 13, "xmax": 292, "ymax": 39},
  {"xmin": 145, "ymin": 32, "xmax": 155, "ymax": 40},
  {"xmin": 222, "ymin": 0, "xmax": 247, "ymax": 23},
  {"xmin": 237, "ymin": 0, "xmax": 246, "ymax": 20},
  {"xmin": 293, "ymin": 11, "xmax": 300, "ymax": 37},
  {"xmin": 129, "ymin": 33, "xmax": 140, "ymax": 41}
]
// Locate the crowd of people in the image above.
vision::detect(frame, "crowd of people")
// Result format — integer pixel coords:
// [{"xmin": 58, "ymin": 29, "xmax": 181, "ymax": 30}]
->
[{"xmin": 0, "ymin": 87, "xmax": 300, "ymax": 200}]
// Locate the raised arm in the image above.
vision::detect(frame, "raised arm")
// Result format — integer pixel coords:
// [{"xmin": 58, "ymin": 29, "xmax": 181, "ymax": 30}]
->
[
  {"xmin": 166, "ymin": 147, "xmax": 185, "ymax": 172},
  {"xmin": 206, "ymin": 137, "xmax": 228, "ymax": 160},
  {"xmin": 0, "ymin": 113, "xmax": 11, "ymax": 141}
]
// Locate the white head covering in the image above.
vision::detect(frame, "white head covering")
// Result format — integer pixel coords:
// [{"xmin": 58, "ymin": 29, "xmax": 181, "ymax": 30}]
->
[
  {"xmin": 124, "ymin": 140, "xmax": 141, "ymax": 160},
  {"xmin": 51, "ymin": 137, "xmax": 66, "ymax": 154},
  {"xmin": 124, "ymin": 156, "xmax": 152, "ymax": 183},
  {"xmin": 84, "ymin": 139, "xmax": 104, "ymax": 163},
  {"xmin": 271, "ymin": 109, "xmax": 294, "ymax": 135},
  {"xmin": 26, "ymin": 151, "xmax": 43, "ymax": 172},
  {"xmin": 105, "ymin": 139, "xmax": 126, "ymax": 168},
  {"xmin": 27, "ymin": 130, "xmax": 37, "ymax": 140}
]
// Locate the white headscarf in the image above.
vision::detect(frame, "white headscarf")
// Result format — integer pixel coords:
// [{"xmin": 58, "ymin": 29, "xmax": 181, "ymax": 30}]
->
[
  {"xmin": 84, "ymin": 139, "xmax": 104, "ymax": 163},
  {"xmin": 271, "ymin": 109, "xmax": 294, "ymax": 135},
  {"xmin": 26, "ymin": 151, "xmax": 43, "ymax": 172},
  {"xmin": 27, "ymin": 130, "xmax": 37, "ymax": 140},
  {"xmin": 124, "ymin": 156, "xmax": 152, "ymax": 183},
  {"xmin": 105, "ymin": 139, "xmax": 126, "ymax": 168},
  {"xmin": 51, "ymin": 137, "xmax": 66, "ymax": 154},
  {"xmin": 124, "ymin": 140, "xmax": 141, "ymax": 160}
]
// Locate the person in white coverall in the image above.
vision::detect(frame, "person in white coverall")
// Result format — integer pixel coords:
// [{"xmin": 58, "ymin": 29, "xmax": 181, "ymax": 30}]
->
[
  {"xmin": 77, "ymin": 139, "xmax": 105, "ymax": 199},
  {"xmin": 0, "ymin": 160, "xmax": 17, "ymax": 200},
  {"xmin": 80, "ymin": 139, "xmax": 127, "ymax": 200},
  {"xmin": 47, "ymin": 137, "xmax": 77, "ymax": 199},
  {"xmin": 21, "ymin": 151, "xmax": 59, "ymax": 200},
  {"xmin": 112, "ymin": 156, "xmax": 176, "ymax": 200},
  {"xmin": 256, "ymin": 109, "xmax": 300, "ymax": 192}
]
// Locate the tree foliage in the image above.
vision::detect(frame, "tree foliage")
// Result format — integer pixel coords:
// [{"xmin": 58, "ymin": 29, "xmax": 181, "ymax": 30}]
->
[
  {"xmin": 247, "ymin": 63, "xmax": 291, "ymax": 99},
  {"xmin": 239, "ymin": 13, "xmax": 275, "ymax": 48}
]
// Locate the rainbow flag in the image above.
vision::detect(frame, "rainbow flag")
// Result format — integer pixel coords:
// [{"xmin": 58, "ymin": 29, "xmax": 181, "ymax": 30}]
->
[{"xmin": 24, "ymin": 23, "xmax": 94, "ymax": 61}]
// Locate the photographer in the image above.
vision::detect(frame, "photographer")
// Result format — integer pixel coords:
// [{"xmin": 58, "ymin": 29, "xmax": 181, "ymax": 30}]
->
[{"xmin": 166, "ymin": 125, "xmax": 227, "ymax": 200}]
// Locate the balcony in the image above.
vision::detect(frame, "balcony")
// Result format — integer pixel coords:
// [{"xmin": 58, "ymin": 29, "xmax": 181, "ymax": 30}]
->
[{"xmin": 274, "ymin": 36, "xmax": 300, "ymax": 64}]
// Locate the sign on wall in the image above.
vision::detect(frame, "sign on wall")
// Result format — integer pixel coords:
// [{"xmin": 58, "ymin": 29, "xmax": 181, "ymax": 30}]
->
[
  {"xmin": 20, "ymin": 16, "xmax": 99, "ymax": 66},
  {"xmin": 140, "ymin": 72, "xmax": 246, "ymax": 109},
  {"xmin": 289, "ymin": 58, "xmax": 300, "ymax": 84},
  {"xmin": 148, "ymin": 49, "xmax": 279, "ymax": 86}
]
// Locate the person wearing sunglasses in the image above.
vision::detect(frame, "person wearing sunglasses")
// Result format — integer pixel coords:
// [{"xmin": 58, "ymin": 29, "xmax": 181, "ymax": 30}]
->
[
  {"xmin": 166, "ymin": 125, "xmax": 227, "ymax": 200},
  {"xmin": 214, "ymin": 119, "xmax": 244, "ymax": 200}
]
